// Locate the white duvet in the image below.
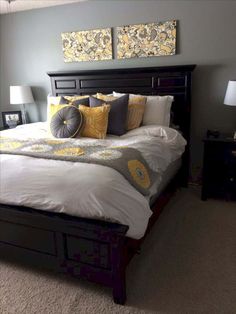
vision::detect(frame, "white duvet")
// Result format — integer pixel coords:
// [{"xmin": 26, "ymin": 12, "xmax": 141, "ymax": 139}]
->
[{"xmin": 0, "ymin": 123, "xmax": 186, "ymax": 239}]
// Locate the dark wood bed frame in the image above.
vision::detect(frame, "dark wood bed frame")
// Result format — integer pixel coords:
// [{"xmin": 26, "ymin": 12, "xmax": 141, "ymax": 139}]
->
[{"xmin": 0, "ymin": 64, "xmax": 195, "ymax": 304}]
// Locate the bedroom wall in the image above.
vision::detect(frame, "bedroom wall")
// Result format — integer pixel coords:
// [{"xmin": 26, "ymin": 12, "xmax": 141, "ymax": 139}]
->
[{"xmin": 0, "ymin": 0, "xmax": 236, "ymax": 180}]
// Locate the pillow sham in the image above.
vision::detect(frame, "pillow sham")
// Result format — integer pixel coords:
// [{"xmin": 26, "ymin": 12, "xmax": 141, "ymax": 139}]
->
[
  {"xmin": 79, "ymin": 104, "xmax": 110, "ymax": 139},
  {"xmin": 113, "ymin": 92, "xmax": 173, "ymax": 127},
  {"xmin": 111, "ymin": 92, "xmax": 147, "ymax": 130},
  {"xmin": 142, "ymin": 96, "xmax": 173, "ymax": 126},
  {"xmin": 89, "ymin": 94, "xmax": 129, "ymax": 136},
  {"xmin": 50, "ymin": 105, "xmax": 83, "ymax": 138}
]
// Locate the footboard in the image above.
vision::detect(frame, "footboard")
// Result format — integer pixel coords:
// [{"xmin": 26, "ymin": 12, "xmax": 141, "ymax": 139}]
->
[{"xmin": 0, "ymin": 204, "xmax": 129, "ymax": 304}]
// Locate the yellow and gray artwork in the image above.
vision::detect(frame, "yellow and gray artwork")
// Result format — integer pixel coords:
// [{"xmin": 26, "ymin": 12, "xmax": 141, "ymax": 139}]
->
[
  {"xmin": 61, "ymin": 28, "xmax": 112, "ymax": 62},
  {"xmin": 117, "ymin": 20, "xmax": 176, "ymax": 59}
]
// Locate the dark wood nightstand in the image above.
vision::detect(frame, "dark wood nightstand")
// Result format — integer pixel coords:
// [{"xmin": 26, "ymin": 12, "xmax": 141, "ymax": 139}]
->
[{"xmin": 201, "ymin": 135, "xmax": 236, "ymax": 201}]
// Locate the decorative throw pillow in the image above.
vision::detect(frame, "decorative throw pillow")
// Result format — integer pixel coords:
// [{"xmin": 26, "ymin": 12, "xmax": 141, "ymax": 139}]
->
[
  {"xmin": 96, "ymin": 93, "xmax": 116, "ymax": 101},
  {"xmin": 50, "ymin": 105, "xmax": 84, "ymax": 138},
  {"xmin": 72, "ymin": 97, "xmax": 89, "ymax": 107},
  {"xmin": 79, "ymin": 104, "xmax": 110, "ymax": 139},
  {"xmin": 113, "ymin": 92, "xmax": 173, "ymax": 126},
  {"xmin": 64, "ymin": 95, "xmax": 89, "ymax": 105},
  {"xmin": 126, "ymin": 96, "xmax": 147, "ymax": 130},
  {"xmin": 142, "ymin": 96, "xmax": 174, "ymax": 126},
  {"xmin": 47, "ymin": 96, "xmax": 89, "ymax": 121},
  {"xmin": 112, "ymin": 92, "xmax": 147, "ymax": 130},
  {"xmin": 89, "ymin": 94, "xmax": 129, "ymax": 136},
  {"xmin": 48, "ymin": 103, "xmax": 68, "ymax": 121}
]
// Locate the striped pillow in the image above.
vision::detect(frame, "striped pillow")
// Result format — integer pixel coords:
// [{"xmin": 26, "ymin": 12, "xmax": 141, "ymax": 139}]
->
[{"xmin": 126, "ymin": 96, "xmax": 147, "ymax": 130}]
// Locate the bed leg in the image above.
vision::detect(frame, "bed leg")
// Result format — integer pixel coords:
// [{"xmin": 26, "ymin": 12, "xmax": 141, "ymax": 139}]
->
[
  {"xmin": 112, "ymin": 268, "xmax": 126, "ymax": 305},
  {"xmin": 111, "ymin": 236, "xmax": 127, "ymax": 305}
]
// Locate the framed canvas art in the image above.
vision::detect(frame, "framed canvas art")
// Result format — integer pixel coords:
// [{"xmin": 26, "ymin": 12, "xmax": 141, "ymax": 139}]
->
[
  {"xmin": 117, "ymin": 20, "xmax": 177, "ymax": 59},
  {"xmin": 61, "ymin": 28, "xmax": 113, "ymax": 62}
]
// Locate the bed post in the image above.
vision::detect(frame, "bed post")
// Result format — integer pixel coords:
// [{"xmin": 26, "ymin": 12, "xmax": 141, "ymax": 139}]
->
[{"xmin": 111, "ymin": 234, "xmax": 127, "ymax": 304}]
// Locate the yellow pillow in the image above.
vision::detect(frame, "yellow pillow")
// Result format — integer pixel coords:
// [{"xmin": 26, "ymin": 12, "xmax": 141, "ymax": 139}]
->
[
  {"xmin": 96, "ymin": 93, "xmax": 146, "ymax": 130},
  {"xmin": 64, "ymin": 95, "xmax": 89, "ymax": 104},
  {"xmin": 127, "ymin": 96, "xmax": 147, "ymax": 130},
  {"xmin": 96, "ymin": 93, "xmax": 117, "ymax": 101},
  {"xmin": 48, "ymin": 103, "xmax": 68, "ymax": 121},
  {"xmin": 79, "ymin": 104, "xmax": 110, "ymax": 139}
]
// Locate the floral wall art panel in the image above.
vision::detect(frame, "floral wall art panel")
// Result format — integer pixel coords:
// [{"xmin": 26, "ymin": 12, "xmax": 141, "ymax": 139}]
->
[
  {"xmin": 61, "ymin": 28, "xmax": 113, "ymax": 62},
  {"xmin": 117, "ymin": 20, "xmax": 177, "ymax": 59}
]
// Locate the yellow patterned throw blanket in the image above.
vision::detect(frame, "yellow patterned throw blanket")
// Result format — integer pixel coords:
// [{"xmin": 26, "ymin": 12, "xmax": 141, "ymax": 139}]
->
[{"xmin": 0, "ymin": 137, "xmax": 156, "ymax": 196}]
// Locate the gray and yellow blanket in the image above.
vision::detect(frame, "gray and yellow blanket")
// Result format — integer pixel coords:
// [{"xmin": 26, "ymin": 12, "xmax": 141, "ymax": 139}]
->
[{"xmin": 0, "ymin": 137, "xmax": 156, "ymax": 196}]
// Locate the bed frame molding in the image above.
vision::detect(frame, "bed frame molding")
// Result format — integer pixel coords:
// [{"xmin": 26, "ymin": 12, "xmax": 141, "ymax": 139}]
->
[{"xmin": 0, "ymin": 64, "xmax": 195, "ymax": 304}]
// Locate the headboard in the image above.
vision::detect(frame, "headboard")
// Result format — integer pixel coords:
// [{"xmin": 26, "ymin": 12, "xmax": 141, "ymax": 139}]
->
[{"xmin": 48, "ymin": 64, "xmax": 196, "ymax": 184}]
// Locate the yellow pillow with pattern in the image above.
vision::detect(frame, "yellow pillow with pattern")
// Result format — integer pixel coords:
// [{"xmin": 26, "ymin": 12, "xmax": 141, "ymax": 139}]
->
[
  {"xmin": 64, "ymin": 95, "xmax": 89, "ymax": 104},
  {"xmin": 127, "ymin": 96, "xmax": 147, "ymax": 130},
  {"xmin": 96, "ymin": 93, "xmax": 117, "ymax": 101},
  {"xmin": 79, "ymin": 104, "xmax": 110, "ymax": 139}
]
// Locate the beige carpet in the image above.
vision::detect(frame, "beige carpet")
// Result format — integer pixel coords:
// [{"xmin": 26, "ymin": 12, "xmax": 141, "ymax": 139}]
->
[{"xmin": 0, "ymin": 187, "xmax": 235, "ymax": 314}]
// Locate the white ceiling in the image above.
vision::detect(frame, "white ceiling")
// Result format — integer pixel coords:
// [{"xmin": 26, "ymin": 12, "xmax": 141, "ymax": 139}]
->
[{"xmin": 0, "ymin": 0, "xmax": 86, "ymax": 15}]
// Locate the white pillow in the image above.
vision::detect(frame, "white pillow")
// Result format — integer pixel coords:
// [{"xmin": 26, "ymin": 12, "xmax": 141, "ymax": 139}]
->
[
  {"xmin": 47, "ymin": 94, "xmax": 62, "ymax": 121},
  {"xmin": 113, "ymin": 92, "xmax": 173, "ymax": 126}
]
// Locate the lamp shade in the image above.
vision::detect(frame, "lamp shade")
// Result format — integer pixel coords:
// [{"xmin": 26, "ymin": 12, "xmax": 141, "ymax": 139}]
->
[
  {"xmin": 10, "ymin": 86, "xmax": 34, "ymax": 105},
  {"xmin": 224, "ymin": 80, "xmax": 236, "ymax": 106}
]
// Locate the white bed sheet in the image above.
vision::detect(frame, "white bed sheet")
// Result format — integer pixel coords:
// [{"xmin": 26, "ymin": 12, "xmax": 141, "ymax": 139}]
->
[{"xmin": 0, "ymin": 123, "xmax": 186, "ymax": 239}]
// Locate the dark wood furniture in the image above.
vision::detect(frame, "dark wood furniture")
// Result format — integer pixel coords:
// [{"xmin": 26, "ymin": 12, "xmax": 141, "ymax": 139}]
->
[
  {"xmin": 202, "ymin": 135, "xmax": 236, "ymax": 201},
  {"xmin": 0, "ymin": 64, "xmax": 195, "ymax": 304}
]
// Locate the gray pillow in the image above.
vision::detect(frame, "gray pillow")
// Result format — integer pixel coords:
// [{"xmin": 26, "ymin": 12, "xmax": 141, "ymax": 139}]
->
[
  {"xmin": 59, "ymin": 96, "xmax": 69, "ymax": 104},
  {"xmin": 89, "ymin": 94, "xmax": 129, "ymax": 136},
  {"xmin": 50, "ymin": 105, "xmax": 83, "ymax": 138},
  {"xmin": 72, "ymin": 97, "xmax": 89, "ymax": 107}
]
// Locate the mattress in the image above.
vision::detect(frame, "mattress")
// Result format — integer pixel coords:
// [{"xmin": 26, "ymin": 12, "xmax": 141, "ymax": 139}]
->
[{"xmin": 0, "ymin": 123, "xmax": 186, "ymax": 239}]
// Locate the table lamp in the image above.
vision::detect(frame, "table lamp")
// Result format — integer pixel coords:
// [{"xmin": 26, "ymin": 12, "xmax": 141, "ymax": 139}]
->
[
  {"xmin": 224, "ymin": 80, "xmax": 236, "ymax": 140},
  {"xmin": 10, "ymin": 86, "xmax": 34, "ymax": 124}
]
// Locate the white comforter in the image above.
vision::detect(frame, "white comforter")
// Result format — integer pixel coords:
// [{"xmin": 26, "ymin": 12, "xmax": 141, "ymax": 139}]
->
[{"xmin": 0, "ymin": 123, "xmax": 186, "ymax": 239}]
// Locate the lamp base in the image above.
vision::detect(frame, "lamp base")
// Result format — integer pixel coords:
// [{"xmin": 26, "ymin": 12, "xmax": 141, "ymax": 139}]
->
[{"xmin": 21, "ymin": 103, "xmax": 28, "ymax": 124}]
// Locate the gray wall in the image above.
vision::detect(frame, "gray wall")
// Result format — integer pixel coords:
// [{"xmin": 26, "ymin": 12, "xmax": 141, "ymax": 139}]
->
[{"xmin": 0, "ymin": 0, "xmax": 236, "ymax": 180}]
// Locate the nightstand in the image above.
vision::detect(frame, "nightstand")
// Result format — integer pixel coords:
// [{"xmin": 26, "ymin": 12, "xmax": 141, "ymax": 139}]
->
[{"xmin": 202, "ymin": 135, "xmax": 236, "ymax": 201}]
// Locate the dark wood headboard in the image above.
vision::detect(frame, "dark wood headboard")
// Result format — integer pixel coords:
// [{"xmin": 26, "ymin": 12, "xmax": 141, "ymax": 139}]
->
[{"xmin": 47, "ymin": 64, "xmax": 196, "ymax": 184}]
